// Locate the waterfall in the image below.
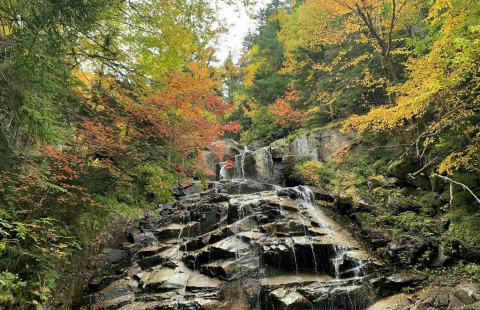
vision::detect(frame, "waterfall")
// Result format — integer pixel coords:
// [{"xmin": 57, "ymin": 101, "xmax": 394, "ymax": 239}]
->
[
  {"xmin": 219, "ymin": 162, "xmax": 229, "ymax": 180},
  {"xmin": 86, "ymin": 140, "xmax": 378, "ymax": 310},
  {"xmin": 241, "ymin": 145, "xmax": 249, "ymax": 179}
]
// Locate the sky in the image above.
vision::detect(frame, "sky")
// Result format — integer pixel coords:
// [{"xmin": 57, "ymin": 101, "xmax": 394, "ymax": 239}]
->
[{"xmin": 215, "ymin": 0, "xmax": 266, "ymax": 64}]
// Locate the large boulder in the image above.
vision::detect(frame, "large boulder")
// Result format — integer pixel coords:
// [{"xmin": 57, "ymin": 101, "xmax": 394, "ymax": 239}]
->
[
  {"xmin": 387, "ymin": 234, "xmax": 430, "ymax": 265},
  {"xmin": 387, "ymin": 195, "xmax": 419, "ymax": 213},
  {"xmin": 255, "ymin": 146, "xmax": 274, "ymax": 183},
  {"xmin": 234, "ymin": 151, "xmax": 256, "ymax": 179},
  {"xmin": 388, "ymin": 156, "xmax": 432, "ymax": 190},
  {"xmin": 266, "ymin": 288, "xmax": 313, "ymax": 310},
  {"xmin": 459, "ymin": 242, "xmax": 480, "ymax": 263},
  {"xmin": 360, "ymin": 229, "xmax": 392, "ymax": 249},
  {"xmin": 383, "ymin": 273, "xmax": 429, "ymax": 290}
]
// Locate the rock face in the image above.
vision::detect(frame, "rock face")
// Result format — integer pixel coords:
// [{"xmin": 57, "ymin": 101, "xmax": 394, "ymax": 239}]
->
[
  {"xmin": 368, "ymin": 278, "xmax": 480, "ymax": 310},
  {"xmin": 80, "ymin": 185, "xmax": 381, "ymax": 310},
  {"xmin": 215, "ymin": 128, "xmax": 353, "ymax": 184},
  {"xmin": 231, "ymin": 146, "xmax": 285, "ymax": 185},
  {"xmin": 288, "ymin": 127, "xmax": 354, "ymax": 162}
]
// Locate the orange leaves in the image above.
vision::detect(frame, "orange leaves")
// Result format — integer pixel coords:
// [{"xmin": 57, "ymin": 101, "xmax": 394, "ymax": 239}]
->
[
  {"xmin": 221, "ymin": 122, "xmax": 240, "ymax": 133},
  {"xmin": 225, "ymin": 160, "xmax": 236, "ymax": 169},
  {"xmin": 139, "ymin": 65, "xmax": 237, "ymax": 155},
  {"xmin": 73, "ymin": 62, "xmax": 239, "ymax": 183},
  {"xmin": 268, "ymin": 87, "xmax": 306, "ymax": 132}
]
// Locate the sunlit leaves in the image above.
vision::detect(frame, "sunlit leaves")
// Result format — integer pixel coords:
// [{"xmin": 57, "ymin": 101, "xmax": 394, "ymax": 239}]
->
[{"xmin": 343, "ymin": 0, "xmax": 480, "ymax": 175}]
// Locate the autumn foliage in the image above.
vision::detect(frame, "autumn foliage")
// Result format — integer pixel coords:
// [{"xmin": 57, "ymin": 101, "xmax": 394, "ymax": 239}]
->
[{"xmin": 268, "ymin": 87, "xmax": 306, "ymax": 132}]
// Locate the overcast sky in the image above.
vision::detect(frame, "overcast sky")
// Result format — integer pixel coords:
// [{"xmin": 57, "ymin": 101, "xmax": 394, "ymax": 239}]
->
[{"xmin": 215, "ymin": 1, "xmax": 266, "ymax": 64}]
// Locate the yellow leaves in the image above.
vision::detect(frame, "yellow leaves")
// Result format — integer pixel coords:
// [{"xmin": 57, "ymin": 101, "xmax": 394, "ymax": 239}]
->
[
  {"xmin": 242, "ymin": 98, "xmax": 260, "ymax": 118},
  {"xmin": 88, "ymin": 158, "xmax": 102, "ymax": 168},
  {"xmin": 428, "ymin": 0, "xmax": 454, "ymax": 22}
]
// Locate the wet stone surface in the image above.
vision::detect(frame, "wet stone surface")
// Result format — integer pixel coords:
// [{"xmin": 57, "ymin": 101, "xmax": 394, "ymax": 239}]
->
[{"xmin": 81, "ymin": 184, "xmax": 381, "ymax": 310}]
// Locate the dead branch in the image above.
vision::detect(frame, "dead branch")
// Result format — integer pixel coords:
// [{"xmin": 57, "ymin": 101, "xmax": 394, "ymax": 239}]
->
[{"xmin": 434, "ymin": 174, "xmax": 480, "ymax": 205}]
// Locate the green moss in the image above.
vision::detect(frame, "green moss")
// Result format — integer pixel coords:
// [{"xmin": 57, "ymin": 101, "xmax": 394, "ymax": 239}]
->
[
  {"xmin": 271, "ymin": 138, "xmax": 288, "ymax": 148},
  {"xmin": 447, "ymin": 208, "xmax": 480, "ymax": 245}
]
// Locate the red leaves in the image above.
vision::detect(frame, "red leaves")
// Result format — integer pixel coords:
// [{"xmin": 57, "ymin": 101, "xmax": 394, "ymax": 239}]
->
[{"xmin": 269, "ymin": 87, "xmax": 306, "ymax": 132}]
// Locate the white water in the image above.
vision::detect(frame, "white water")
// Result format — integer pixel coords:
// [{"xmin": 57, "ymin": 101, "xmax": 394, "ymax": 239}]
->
[
  {"xmin": 219, "ymin": 162, "xmax": 229, "ymax": 180},
  {"xmin": 294, "ymin": 186, "xmax": 345, "ymax": 281},
  {"xmin": 240, "ymin": 146, "xmax": 249, "ymax": 179}
]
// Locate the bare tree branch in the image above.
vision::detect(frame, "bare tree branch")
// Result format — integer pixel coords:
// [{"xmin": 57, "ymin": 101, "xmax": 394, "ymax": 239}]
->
[{"xmin": 434, "ymin": 174, "xmax": 480, "ymax": 205}]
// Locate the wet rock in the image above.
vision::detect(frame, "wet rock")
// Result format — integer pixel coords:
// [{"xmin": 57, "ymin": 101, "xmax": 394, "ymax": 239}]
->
[
  {"xmin": 143, "ymin": 268, "xmax": 178, "ymax": 291},
  {"xmin": 92, "ymin": 280, "xmax": 135, "ymax": 303},
  {"xmin": 382, "ymin": 273, "xmax": 429, "ymax": 290},
  {"xmin": 89, "ymin": 276, "xmax": 118, "ymax": 292},
  {"xmin": 154, "ymin": 223, "xmax": 187, "ymax": 240},
  {"xmin": 201, "ymin": 260, "xmax": 236, "ymax": 279},
  {"xmin": 259, "ymin": 220, "xmax": 306, "ymax": 236},
  {"xmin": 299, "ymin": 283, "xmax": 377, "ymax": 310},
  {"xmin": 243, "ymin": 282, "xmax": 262, "ymax": 307},
  {"xmin": 116, "ymin": 302, "xmax": 162, "ymax": 310},
  {"xmin": 125, "ymin": 264, "xmax": 142, "ymax": 277},
  {"xmin": 186, "ymin": 272, "xmax": 223, "ymax": 290},
  {"xmin": 91, "ymin": 294, "xmax": 135, "ymax": 310},
  {"xmin": 137, "ymin": 244, "xmax": 169, "ymax": 258},
  {"xmin": 234, "ymin": 151, "xmax": 256, "ymax": 179},
  {"xmin": 309, "ymin": 186, "xmax": 335, "ymax": 203},
  {"xmin": 267, "ymin": 288, "xmax": 313, "ymax": 310},
  {"xmin": 128, "ymin": 232, "xmax": 157, "ymax": 249},
  {"xmin": 280, "ymin": 198, "xmax": 299, "ymax": 212},
  {"xmin": 137, "ymin": 253, "xmax": 171, "ymax": 269}
]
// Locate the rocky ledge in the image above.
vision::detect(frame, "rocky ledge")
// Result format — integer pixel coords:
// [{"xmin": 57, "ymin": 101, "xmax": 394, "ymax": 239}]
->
[{"xmin": 79, "ymin": 184, "xmax": 386, "ymax": 310}]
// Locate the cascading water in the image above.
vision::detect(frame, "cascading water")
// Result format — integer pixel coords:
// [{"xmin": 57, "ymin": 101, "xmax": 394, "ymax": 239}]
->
[
  {"xmin": 219, "ymin": 162, "xmax": 229, "ymax": 180},
  {"xmin": 85, "ymin": 142, "xmax": 378, "ymax": 310},
  {"xmin": 240, "ymin": 146, "xmax": 249, "ymax": 179}
]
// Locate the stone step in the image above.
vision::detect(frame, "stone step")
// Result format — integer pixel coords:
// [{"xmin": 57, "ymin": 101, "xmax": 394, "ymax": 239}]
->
[{"xmin": 137, "ymin": 244, "xmax": 170, "ymax": 259}]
